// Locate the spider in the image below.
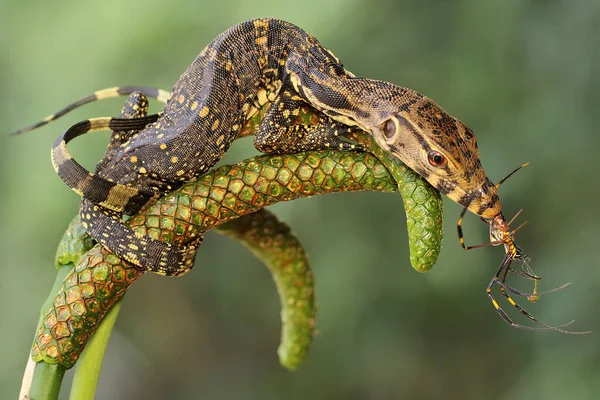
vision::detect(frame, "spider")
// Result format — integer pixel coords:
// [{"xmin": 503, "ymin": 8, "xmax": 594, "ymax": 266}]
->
[{"xmin": 457, "ymin": 163, "xmax": 590, "ymax": 334}]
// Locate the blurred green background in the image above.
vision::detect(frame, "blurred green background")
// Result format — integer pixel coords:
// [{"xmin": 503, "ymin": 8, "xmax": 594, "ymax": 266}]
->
[{"xmin": 2, "ymin": 0, "xmax": 599, "ymax": 398}]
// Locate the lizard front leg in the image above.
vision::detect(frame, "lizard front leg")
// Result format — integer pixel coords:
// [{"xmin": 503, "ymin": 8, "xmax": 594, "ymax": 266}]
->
[
  {"xmin": 254, "ymin": 90, "xmax": 364, "ymax": 154},
  {"xmin": 94, "ymin": 91, "xmax": 152, "ymax": 173}
]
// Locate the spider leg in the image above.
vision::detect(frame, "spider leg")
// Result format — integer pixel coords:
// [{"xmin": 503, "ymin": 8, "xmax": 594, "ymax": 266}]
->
[
  {"xmin": 496, "ymin": 285, "xmax": 589, "ymax": 334},
  {"xmin": 507, "ymin": 266, "xmax": 540, "ymax": 281},
  {"xmin": 488, "ymin": 255, "xmax": 590, "ymax": 334},
  {"xmin": 487, "ymin": 288, "xmax": 574, "ymax": 331},
  {"xmin": 503, "ymin": 256, "xmax": 569, "ymax": 301},
  {"xmin": 486, "ymin": 256, "xmax": 558, "ymax": 330},
  {"xmin": 505, "ymin": 256, "xmax": 542, "ymax": 299},
  {"xmin": 495, "ymin": 162, "xmax": 530, "ymax": 189},
  {"xmin": 457, "ymin": 206, "xmax": 505, "ymax": 250},
  {"xmin": 495, "ymin": 280, "xmax": 571, "ymax": 299},
  {"xmin": 506, "ymin": 209, "xmax": 523, "ymax": 226},
  {"xmin": 509, "ymin": 221, "xmax": 528, "ymax": 236}
]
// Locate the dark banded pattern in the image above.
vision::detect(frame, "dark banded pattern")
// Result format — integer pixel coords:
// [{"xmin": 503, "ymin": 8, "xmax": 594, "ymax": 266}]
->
[{"xmin": 51, "ymin": 115, "xmax": 159, "ymax": 214}]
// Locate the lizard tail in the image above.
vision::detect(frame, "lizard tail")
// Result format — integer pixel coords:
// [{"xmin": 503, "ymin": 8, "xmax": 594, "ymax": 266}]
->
[
  {"xmin": 51, "ymin": 115, "xmax": 159, "ymax": 214},
  {"xmin": 8, "ymin": 86, "xmax": 169, "ymax": 135}
]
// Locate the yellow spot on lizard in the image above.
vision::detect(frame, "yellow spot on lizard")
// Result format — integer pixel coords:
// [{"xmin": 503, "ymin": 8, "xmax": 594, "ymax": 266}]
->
[
  {"xmin": 257, "ymin": 89, "xmax": 268, "ymax": 105},
  {"xmin": 255, "ymin": 36, "xmax": 268, "ymax": 46}
]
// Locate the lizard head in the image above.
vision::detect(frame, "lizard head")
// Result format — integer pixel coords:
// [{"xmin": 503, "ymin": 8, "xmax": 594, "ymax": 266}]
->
[{"xmin": 369, "ymin": 91, "xmax": 501, "ymax": 219}]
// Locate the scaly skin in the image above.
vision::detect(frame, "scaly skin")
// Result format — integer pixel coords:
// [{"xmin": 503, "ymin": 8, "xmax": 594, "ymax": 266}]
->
[{"xmin": 33, "ymin": 138, "xmax": 443, "ymax": 369}]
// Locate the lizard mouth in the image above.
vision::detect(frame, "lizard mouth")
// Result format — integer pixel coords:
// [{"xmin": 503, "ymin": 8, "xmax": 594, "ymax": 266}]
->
[{"xmin": 454, "ymin": 186, "xmax": 501, "ymax": 219}]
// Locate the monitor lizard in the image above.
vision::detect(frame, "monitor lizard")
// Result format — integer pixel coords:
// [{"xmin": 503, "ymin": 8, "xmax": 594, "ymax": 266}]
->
[{"xmin": 11, "ymin": 18, "xmax": 502, "ymax": 277}]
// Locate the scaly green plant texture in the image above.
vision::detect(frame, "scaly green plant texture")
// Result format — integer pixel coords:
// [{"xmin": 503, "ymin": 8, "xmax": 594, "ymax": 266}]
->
[
  {"xmin": 24, "ymin": 136, "xmax": 443, "ymax": 398},
  {"xmin": 4, "ymin": 2, "xmax": 600, "ymax": 399},
  {"xmin": 32, "ymin": 136, "xmax": 442, "ymax": 369}
]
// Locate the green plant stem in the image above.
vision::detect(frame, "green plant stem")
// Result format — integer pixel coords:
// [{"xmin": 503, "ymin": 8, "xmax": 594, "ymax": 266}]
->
[
  {"xmin": 27, "ymin": 364, "xmax": 65, "ymax": 400},
  {"xmin": 22, "ymin": 265, "xmax": 71, "ymax": 400},
  {"xmin": 69, "ymin": 298, "xmax": 124, "ymax": 400}
]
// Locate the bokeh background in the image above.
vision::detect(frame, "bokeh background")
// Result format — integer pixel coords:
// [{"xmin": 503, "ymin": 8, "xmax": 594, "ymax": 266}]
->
[{"xmin": 2, "ymin": 0, "xmax": 599, "ymax": 398}]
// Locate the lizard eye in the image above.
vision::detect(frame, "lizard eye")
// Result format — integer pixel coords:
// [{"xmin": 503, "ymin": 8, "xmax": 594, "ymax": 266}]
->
[
  {"xmin": 382, "ymin": 119, "xmax": 396, "ymax": 140},
  {"xmin": 427, "ymin": 151, "xmax": 447, "ymax": 168}
]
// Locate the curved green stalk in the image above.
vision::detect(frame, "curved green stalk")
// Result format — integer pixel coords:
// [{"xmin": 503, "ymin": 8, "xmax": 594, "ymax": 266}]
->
[
  {"xmin": 24, "ymin": 101, "xmax": 445, "ymax": 400},
  {"xmin": 216, "ymin": 209, "xmax": 314, "ymax": 370},
  {"xmin": 32, "ymin": 143, "xmax": 443, "ymax": 370}
]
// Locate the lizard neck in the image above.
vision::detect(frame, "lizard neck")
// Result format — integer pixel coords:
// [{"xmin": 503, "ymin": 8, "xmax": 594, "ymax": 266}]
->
[{"xmin": 287, "ymin": 72, "xmax": 423, "ymax": 132}]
